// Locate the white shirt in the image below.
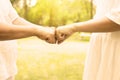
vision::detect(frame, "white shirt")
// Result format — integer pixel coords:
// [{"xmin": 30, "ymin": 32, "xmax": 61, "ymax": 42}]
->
[
  {"xmin": 0, "ymin": 0, "xmax": 19, "ymax": 79},
  {"xmin": 83, "ymin": 0, "xmax": 120, "ymax": 80}
]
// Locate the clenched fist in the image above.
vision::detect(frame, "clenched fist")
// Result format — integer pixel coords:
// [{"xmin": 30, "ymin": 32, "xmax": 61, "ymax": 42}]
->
[
  {"xmin": 34, "ymin": 26, "xmax": 56, "ymax": 44},
  {"xmin": 55, "ymin": 25, "xmax": 76, "ymax": 44}
]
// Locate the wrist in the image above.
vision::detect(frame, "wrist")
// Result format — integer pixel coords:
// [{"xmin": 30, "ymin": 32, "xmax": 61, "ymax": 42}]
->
[
  {"xmin": 69, "ymin": 23, "xmax": 78, "ymax": 33},
  {"xmin": 31, "ymin": 25, "xmax": 45, "ymax": 37},
  {"xmin": 30, "ymin": 26, "xmax": 38, "ymax": 36},
  {"xmin": 72, "ymin": 22, "xmax": 84, "ymax": 32}
]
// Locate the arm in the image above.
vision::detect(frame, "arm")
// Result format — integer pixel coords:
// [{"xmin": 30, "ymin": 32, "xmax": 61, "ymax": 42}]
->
[
  {"xmin": 0, "ymin": 0, "xmax": 56, "ymax": 44},
  {"xmin": 0, "ymin": 22, "xmax": 35, "ymax": 40},
  {"xmin": 0, "ymin": 17, "xmax": 56, "ymax": 43},
  {"xmin": 73, "ymin": 17, "xmax": 120, "ymax": 32},
  {"xmin": 56, "ymin": 16, "xmax": 120, "ymax": 44},
  {"xmin": 12, "ymin": 17, "xmax": 56, "ymax": 43}
]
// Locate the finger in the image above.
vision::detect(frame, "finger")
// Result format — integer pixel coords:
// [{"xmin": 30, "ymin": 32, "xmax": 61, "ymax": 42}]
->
[
  {"xmin": 51, "ymin": 37, "xmax": 56, "ymax": 44},
  {"xmin": 59, "ymin": 33, "xmax": 70, "ymax": 44},
  {"xmin": 55, "ymin": 28, "xmax": 66, "ymax": 44},
  {"xmin": 58, "ymin": 35, "xmax": 67, "ymax": 44},
  {"xmin": 45, "ymin": 36, "xmax": 56, "ymax": 44},
  {"xmin": 47, "ymin": 27, "xmax": 56, "ymax": 44},
  {"xmin": 58, "ymin": 40, "xmax": 64, "ymax": 44},
  {"xmin": 52, "ymin": 28, "xmax": 57, "ymax": 44},
  {"xmin": 55, "ymin": 28, "xmax": 58, "ymax": 39},
  {"xmin": 45, "ymin": 37, "xmax": 50, "ymax": 43},
  {"xmin": 55, "ymin": 33, "xmax": 64, "ymax": 44},
  {"xmin": 56, "ymin": 34, "xmax": 64, "ymax": 44},
  {"xmin": 46, "ymin": 39, "xmax": 55, "ymax": 44}
]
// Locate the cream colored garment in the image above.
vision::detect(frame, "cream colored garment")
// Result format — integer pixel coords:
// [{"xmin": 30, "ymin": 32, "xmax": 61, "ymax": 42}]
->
[
  {"xmin": 83, "ymin": 0, "xmax": 120, "ymax": 80},
  {"xmin": 0, "ymin": 0, "xmax": 19, "ymax": 80}
]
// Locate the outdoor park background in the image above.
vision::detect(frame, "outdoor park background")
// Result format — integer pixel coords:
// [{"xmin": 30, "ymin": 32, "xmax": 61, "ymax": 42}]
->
[{"xmin": 10, "ymin": 0, "xmax": 95, "ymax": 80}]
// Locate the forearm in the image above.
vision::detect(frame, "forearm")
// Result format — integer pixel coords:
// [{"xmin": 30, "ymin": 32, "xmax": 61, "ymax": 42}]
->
[
  {"xmin": 11, "ymin": 17, "xmax": 56, "ymax": 44},
  {"xmin": 0, "ymin": 22, "xmax": 35, "ymax": 40},
  {"xmin": 72, "ymin": 17, "xmax": 120, "ymax": 32}
]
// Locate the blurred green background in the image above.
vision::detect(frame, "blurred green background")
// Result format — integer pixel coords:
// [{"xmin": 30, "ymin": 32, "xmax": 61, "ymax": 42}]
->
[
  {"xmin": 11, "ymin": 0, "xmax": 95, "ymax": 26},
  {"xmin": 10, "ymin": 0, "xmax": 94, "ymax": 80}
]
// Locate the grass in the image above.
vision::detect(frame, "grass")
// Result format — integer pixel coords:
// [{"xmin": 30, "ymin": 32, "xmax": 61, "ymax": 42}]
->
[
  {"xmin": 15, "ymin": 37, "xmax": 88, "ymax": 80},
  {"xmin": 16, "ymin": 52, "xmax": 86, "ymax": 80}
]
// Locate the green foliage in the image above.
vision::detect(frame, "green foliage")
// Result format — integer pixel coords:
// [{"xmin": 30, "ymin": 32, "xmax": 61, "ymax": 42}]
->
[
  {"xmin": 10, "ymin": 0, "xmax": 16, "ymax": 4},
  {"xmin": 10, "ymin": 0, "xmax": 19, "ymax": 4},
  {"xmin": 13, "ymin": 0, "xmax": 94, "ymax": 27}
]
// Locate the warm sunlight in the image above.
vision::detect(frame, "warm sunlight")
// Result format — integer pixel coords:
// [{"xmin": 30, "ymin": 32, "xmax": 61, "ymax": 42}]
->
[
  {"xmin": 28, "ymin": 0, "xmax": 37, "ymax": 7},
  {"xmin": 19, "ymin": 0, "xmax": 37, "ymax": 7}
]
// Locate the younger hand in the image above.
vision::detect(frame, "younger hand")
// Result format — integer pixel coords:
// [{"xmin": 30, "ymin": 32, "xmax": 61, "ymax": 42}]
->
[{"xmin": 55, "ymin": 25, "xmax": 75, "ymax": 44}]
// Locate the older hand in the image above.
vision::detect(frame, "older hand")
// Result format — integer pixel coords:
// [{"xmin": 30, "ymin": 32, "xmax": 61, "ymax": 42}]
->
[
  {"xmin": 55, "ymin": 25, "xmax": 75, "ymax": 44},
  {"xmin": 34, "ymin": 26, "xmax": 56, "ymax": 44}
]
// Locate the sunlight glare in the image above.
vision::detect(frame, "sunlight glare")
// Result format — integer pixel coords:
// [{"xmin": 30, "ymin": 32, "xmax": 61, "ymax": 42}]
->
[{"xmin": 29, "ymin": 0, "xmax": 37, "ymax": 7}]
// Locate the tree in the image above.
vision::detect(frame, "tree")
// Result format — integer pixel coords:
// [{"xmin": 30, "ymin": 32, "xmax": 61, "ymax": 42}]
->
[
  {"xmin": 10, "ymin": 0, "xmax": 16, "ymax": 4},
  {"xmin": 11, "ymin": 0, "xmax": 94, "ymax": 27}
]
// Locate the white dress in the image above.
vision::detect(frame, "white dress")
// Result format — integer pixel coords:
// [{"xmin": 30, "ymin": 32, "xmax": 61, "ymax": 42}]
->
[
  {"xmin": 83, "ymin": 0, "xmax": 120, "ymax": 80},
  {"xmin": 0, "ymin": 0, "xmax": 19, "ymax": 80}
]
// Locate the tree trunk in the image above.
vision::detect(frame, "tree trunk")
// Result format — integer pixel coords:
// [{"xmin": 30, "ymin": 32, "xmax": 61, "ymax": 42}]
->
[
  {"xmin": 90, "ymin": 0, "xmax": 93, "ymax": 19},
  {"xmin": 23, "ymin": 0, "xmax": 29, "ymax": 19}
]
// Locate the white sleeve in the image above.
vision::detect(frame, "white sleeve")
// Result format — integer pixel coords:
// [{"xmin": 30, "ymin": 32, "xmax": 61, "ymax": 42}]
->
[
  {"xmin": 106, "ymin": 8, "xmax": 120, "ymax": 25},
  {"xmin": 8, "ymin": 1, "xmax": 19, "ymax": 22}
]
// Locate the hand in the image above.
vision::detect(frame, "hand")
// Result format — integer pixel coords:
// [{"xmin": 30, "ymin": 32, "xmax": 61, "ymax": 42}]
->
[
  {"xmin": 34, "ymin": 26, "xmax": 56, "ymax": 44},
  {"xmin": 55, "ymin": 25, "xmax": 75, "ymax": 44}
]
